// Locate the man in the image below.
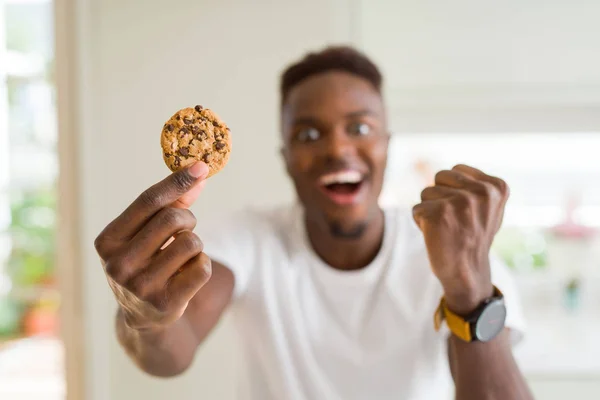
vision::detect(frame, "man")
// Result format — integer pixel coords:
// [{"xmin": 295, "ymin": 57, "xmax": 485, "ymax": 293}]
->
[{"xmin": 94, "ymin": 46, "xmax": 533, "ymax": 399}]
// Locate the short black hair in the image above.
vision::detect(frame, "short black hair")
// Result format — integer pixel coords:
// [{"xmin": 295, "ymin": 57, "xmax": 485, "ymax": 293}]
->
[{"xmin": 280, "ymin": 45, "xmax": 383, "ymax": 106}]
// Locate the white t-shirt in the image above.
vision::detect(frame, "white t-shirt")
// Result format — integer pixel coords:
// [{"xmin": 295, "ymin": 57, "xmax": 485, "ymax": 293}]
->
[{"xmin": 199, "ymin": 203, "xmax": 525, "ymax": 400}]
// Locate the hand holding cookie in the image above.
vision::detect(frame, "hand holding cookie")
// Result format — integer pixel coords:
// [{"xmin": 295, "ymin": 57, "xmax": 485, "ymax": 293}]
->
[{"xmin": 94, "ymin": 161, "xmax": 212, "ymax": 331}]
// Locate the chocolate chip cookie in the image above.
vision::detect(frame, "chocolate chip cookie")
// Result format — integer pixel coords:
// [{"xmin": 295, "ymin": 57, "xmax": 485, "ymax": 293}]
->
[{"xmin": 160, "ymin": 105, "xmax": 231, "ymax": 177}]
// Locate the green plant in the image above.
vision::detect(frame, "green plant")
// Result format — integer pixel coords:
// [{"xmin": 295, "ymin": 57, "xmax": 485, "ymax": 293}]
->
[{"xmin": 7, "ymin": 187, "xmax": 56, "ymax": 286}]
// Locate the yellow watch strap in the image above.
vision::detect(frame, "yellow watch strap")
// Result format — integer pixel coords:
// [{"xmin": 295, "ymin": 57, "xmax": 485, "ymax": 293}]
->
[
  {"xmin": 434, "ymin": 286, "xmax": 504, "ymax": 343},
  {"xmin": 434, "ymin": 298, "xmax": 472, "ymax": 342}
]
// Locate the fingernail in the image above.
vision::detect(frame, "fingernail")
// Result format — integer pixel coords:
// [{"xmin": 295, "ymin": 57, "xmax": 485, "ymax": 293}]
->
[{"xmin": 188, "ymin": 162, "xmax": 208, "ymax": 178}]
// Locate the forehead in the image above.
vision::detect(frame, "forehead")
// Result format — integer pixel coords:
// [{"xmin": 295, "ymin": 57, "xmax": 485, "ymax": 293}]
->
[{"xmin": 282, "ymin": 71, "xmax": 383, "ymax": 124}]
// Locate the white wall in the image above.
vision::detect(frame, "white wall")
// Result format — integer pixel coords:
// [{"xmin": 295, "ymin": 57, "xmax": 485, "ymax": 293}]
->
[
  {"xmin": 75, "ymin": 0, "xmax": 354, "ymax": 399},
  {"xmin": 357, "ymin": 0, "xmax": 600, "ymax": 133}
]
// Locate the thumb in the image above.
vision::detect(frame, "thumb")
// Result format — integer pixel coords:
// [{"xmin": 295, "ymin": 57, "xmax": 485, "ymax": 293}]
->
[
  {"xmin": 412, "ymin": 204, "xmax": 426, "ymax": 232},
  {"xmin": 172, "ymin": 162, "xmax": 209, "ymax": 209}
]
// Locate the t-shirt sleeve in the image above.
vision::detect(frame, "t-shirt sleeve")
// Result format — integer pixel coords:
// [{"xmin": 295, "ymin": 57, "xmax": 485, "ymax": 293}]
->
[
  {"xmin": 194, "ymin": 210, "xmax": 258, "ymax": 300},
  {"xmin": 490, "ymin": 255, "xmax": 527, "ymax": 345}
]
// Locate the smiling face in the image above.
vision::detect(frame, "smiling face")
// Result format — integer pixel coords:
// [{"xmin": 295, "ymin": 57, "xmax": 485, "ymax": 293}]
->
[{"xmin": 281, "ymin": 71, "xmax": 390, "ymax": 238}]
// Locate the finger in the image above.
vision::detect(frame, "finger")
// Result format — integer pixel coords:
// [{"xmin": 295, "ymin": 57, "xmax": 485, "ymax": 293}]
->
[
  {"xmin": 165, "ymin": 253, "xmax": 212, "ymax": 309},
  {"xmin": 121, "ymin": 230, "xmax": 203, "ymax": 300},
  {"xmin": 434, "ymin": 169, "xmax": 477, "ymax": 190},
  {"xmin": 420, "ymin": 185, "xmax": 460, "ymax": 202},
  {"xmin": 143, "ymin": 231, "xmax": 204, "ymax": 286},
  {"xmin": 412, "ymin": 202, "xmax": 439, "ymax": 232},
  {"xmin": 452, "ymin": 164, "xmax": 509, "ymax": 194},
  {"xmin": 172, "ymin": 179, "xmax": 207, "ymax": 209},
  {"xmin": 103, "ymin": 162, "xmax": 209, "ymax": 241},
  {"xmin": 451, "ymin": 164, "xmax": 490, "ymax": 181},
  {"xmin": 128, "ymin": 208, "xmax": 197, "ymax": 261}
]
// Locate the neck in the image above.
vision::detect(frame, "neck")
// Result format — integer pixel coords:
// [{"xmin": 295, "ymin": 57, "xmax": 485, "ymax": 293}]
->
[{"xmin": 305, "ymin": 208, "xmax": 385, "ymax": 271}]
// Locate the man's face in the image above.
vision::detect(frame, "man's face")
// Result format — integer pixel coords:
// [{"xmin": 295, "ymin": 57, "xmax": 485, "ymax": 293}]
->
[{"xmin": 281, "ymin": 71, "xmax": 389, "ymax": 239}]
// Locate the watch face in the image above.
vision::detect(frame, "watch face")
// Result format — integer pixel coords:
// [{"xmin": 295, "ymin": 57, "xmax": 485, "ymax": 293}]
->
[{"xmin": 474, "ymin": 299, "xmax": 507, "ymax": 342}]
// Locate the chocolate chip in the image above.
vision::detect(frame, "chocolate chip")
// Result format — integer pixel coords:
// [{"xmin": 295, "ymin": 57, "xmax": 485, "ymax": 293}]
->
[
  {"xmin": 226, "ymin": 127, "xmax": 231, "ymax": 131},
  {"xmin": 195, "ymin": 105, "xmax": 203, "ymax": 112},
  {"xmin": 213, "ymin": 121, "xmax": 220, "ymax": 128},
  {"xmin": 174, "ymin": 156, "xmax": 181, "ymax": 167},
  {"xmin": 164, "ymin": 153, "xmax": 172, "ymax": 158},
  {"xmin": 164, "ymin": 124, "xmax": 174, "ymax": 132},
  {"xmin": 183, "ymin": 117, "xmax": 194, "ymax": 125},
  {"xmin": 179, "ymin": 147, "xmax": 190, "ymax": 156},
  {"xmin": 179, "ymin": 127, "xmax": 189, "ymax": 137},
  {"xmin": 197, "ymin": 132, "xmax": 208, "ymax": 140},
  {"xmin": 175, "ymin": 114, "xmax": 181, "ymax": 120},
  {"xmin": 215, "ymin": 141, "xmax": 225, "ymax": 151},
  {"xmin": 202, "ymin": 153, "xmax": 212, "ymax": 163}
]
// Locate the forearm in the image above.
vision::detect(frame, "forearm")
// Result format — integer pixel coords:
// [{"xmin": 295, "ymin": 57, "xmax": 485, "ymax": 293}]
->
[
  {"xmin": 115, "ymin": 308, "xmax": 199, "ymax": 377},
  {"xmin": 450, "ymin": 330, "xmax": 533, "ymax": 400}
]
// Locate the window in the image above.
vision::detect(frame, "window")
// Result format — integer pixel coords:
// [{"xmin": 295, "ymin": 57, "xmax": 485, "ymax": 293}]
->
[{"xmin": 0, "ymin": 0, "xmax": 63, "ymax": 398}]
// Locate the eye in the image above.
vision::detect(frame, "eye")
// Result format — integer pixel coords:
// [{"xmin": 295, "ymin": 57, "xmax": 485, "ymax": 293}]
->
[
  {"xmin": 296, "ymin": 127, "xmax": 320, "ymax": 142},
  {"xmin": 348, "ymin": 122, "xmax": 371, "ymax": 136}
]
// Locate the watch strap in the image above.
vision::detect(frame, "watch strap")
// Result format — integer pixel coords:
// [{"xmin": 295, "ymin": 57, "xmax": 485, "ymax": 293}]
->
[
  {"xmin": 434, "ymin": 298, "xmax": 473, "ymax": 342},
  {"xmin": 434, "ymin": 286, "xmax": 504, "ymax": 342}
]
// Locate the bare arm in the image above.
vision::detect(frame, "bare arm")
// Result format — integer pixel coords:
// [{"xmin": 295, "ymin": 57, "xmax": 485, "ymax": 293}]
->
[
  {"xmin": 115, "ymin": 261, "xmax": 234, "ymax": 377},
  {"xmin": 449, "ymin": 330, "xmax": 534, "ymax": 400},
  {"xmin": 413, "ymin": 165, "xmax": 533, "ymax": 399},
  {"xmin": 95, "ymin": 162, "xmax": 235, "ymax": 377}
]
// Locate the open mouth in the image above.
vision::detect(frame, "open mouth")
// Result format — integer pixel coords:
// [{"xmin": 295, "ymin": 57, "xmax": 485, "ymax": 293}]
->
[
  {"xmin": 324, "ymin": 181, "xmax": 362, "ymax": 194},
  {"xmin": 318, "ymin": 170, "xmax": 366, "ymax": 204}
]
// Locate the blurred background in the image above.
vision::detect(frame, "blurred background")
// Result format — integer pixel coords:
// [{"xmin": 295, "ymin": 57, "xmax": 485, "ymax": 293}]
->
[{"xmin": 1, "ymin": 0, "xmax": 600, "ymax": 399}]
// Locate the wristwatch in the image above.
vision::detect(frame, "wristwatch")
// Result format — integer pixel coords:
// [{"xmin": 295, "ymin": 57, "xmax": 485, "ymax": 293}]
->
[{"xmin": 434, "ymin": 286, "xmax": 506, "ymax": 343}]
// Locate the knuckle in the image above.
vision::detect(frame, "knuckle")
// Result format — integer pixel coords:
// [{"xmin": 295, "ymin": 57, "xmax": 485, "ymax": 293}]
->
[
  {"xmin": 94, "ymin": 234, "xmax": 108, "ymax": 256},
  {"xmin": 128, "ymin": 273, "xmax": 152, "ymax": 300},
  {"xmin": 179, "ymin": 209, "xmax": 197, "ymax": 229},
  {"xmin": 161, "ymin": 207, "xmax": 185, "ymax": 228},
  {"xmin": 138, "ymin": 188, "xmax": 163, "ymax": 209},
  {"xmin": 468, "ymin": 180, "xmax": 488, "ymax": 196},
  {"xmin": 104, "ymin": 255, "xmax": 129, "ymax": 282},
  {"xmin": 454, "ymin": 192, "xmax": 471, "ymax": 208},
  {"xmin": 180, "ymin": 232, "xmax": 203, "ymax": 254},
  {"xmin": 420, "ymin": 187, "xmax": 434, "ymax": 200},
  {"xmin": 434, "ymin": 171, "xmax": 446, "ymax": 182},
  {"xmin": 494, "ymin": 178, "xmax": 509, "ymax": 196},
  {"xmin": 171, "ymin": 170, "xmax": 195, "ymax": 191},
  {"xmin": 481, "ymin": 181, "xmax": 501, "ymax": 200},
  {"xmin": 438, "ymin": 200, "xmax": 451, "ymax": 214},
  {"xmin": 197, "ymin": 253, "xmax": 213, "ymax": 280}
]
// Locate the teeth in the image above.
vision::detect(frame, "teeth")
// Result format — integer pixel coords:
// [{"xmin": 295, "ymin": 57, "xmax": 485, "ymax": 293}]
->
[{"xmin": 320, "ymin": 170, "xmax": 363, "ymax": 185}]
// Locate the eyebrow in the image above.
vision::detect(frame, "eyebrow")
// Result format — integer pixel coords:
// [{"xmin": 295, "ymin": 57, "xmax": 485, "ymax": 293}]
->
[
  {"xmin": 292, "ymin": 117, "xmax": 320, "ymax": 126},
  {"xmin": 345, "ymin": 109, "xmax": 379, "ymax": 118},
  {"xmin": 292, "ymin": 109, "xmax": 379, "ymax": 126}
]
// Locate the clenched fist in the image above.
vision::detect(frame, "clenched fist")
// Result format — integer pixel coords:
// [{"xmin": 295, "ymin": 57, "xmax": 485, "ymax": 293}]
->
[
  {"xmin": 94, "ymin": 162, "xmax": 212, "ymax": 332},
  {"xmin": 413, "ymin": 164, "xmax": 509, "ymax": 315}
]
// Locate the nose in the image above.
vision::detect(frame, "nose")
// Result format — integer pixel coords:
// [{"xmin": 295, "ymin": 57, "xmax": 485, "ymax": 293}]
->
[{"xmin": 321, "ymin": 126, "xmax": 356, "ymax": 161}]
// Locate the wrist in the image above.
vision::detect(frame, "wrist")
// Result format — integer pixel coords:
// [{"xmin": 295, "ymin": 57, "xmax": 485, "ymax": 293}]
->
[
  {"xmin": 443, "ymin": 282, "xmax": 494, "ymax": 316},
  {"xmin": 119, "ymin": 307, "xmax": 167, "ymax": 336}
]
